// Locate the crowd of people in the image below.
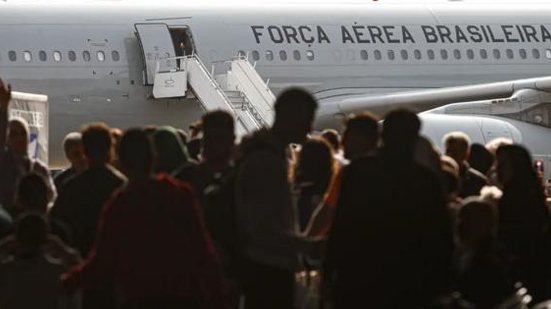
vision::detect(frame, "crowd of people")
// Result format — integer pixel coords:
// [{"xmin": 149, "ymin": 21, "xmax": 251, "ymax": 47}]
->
[{"xmin": 0, "ymin": 78, "xmax": 550, "ymax": 309}]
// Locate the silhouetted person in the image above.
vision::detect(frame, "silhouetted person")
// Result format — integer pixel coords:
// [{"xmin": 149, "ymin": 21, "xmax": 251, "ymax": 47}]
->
[
  {"xmin": 324, "ymin": 109, "xmax": 453, "ymax": 308},
  {"xmin": 0, "ymin": 174, "xmax": 80, "ymax": 266},
  {"xmin": 152, "ymin": 126, "xmax": 189, "ymax": 175},
  {"xmin": 51, "ymin": 123, "xmax": 126, "ymax": 256},
  {"xmin": 50, "ymin": 123, "xmax": 125, "ymax": 309},
  {"xmin": 0, "ymin": 79, "xmax": 55, "ymax": 214},
  {"xmin": 54, "ymin": 132, "xmax": 87, "ymax": 192},
  {"xmin": 12, "ymin": 173, "xmax": 72, "ymax": 244},
  {"xmin": 454, "ymin": 199, "xmax": 515, "ymax": 308},
  {"xmin": 194, "ymin": 111, "xmax": 237, "ymax": 250},
  {"xmin": 496, "ymin": 145, "xmax": 551, "ymax": 302},
  {"xmin": 341, "ymin": 111, "xmax": 379, "ymax": 161},
  {"xmin": 0, "ymin": 213, "xmax": 80, "ymax": 309},
  {"xmin": 63, "ymin": 128, "xmax": 228, "ymax": 309},
  {"xmin": 292, "ymin": 137, "xmax": 334, "ymax": 233},
  {"xmin": 443, "ymin": 132, "xmax": 487, "ymax": 198},
  {"xmin": 468, "ymin": 143, "xmax": 494, "ymax": 176},
  {"xmin": 236, "ymin": 88, "xmax": 318, "ymax": 309}
]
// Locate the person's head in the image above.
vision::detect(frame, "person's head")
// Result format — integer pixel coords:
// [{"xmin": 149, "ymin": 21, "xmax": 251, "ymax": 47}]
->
[
  {"xmin": 457, "ymin": 199, "xmax": 498, "ymax": 250},
  {"xmin": 152, "ymin": 126, "xmax": 188, "ymax": 174},
  {"xmin": 443, "ymin": 131, "xmax": 471, "ymax": 166},
  {"xmin": 382, "ymin": 109, "xmax": 420, "ymax": 159},
  {"xmin": 468, "ymin": 143, "xmax": 494, "ymax": 176},
  {"xmin": 295, "ymin": 137, "xmax": 334, "ymax": 192},
  {"xmin": 186, "ymin": 138, "xmax": 202, "ymax": 161},
  {"xmin": 320, "ymin": 129, "xmax": 341, "ymax": 154},
  {"xmin": 7, "ymin": 117, "xmax": 29, "ymax": 156},
  {"xmin": 496, "ymin": 144, "xmax": 538, "ymax": 188},
  {"xmin": 485, "ymin": 137, "xmax": 513, "ymax": 156},
  {"xmin": 342, "ymin": 112, "xmax": 379, "ymax": 160},
  {"xmin": 15, "ymin": 173, "xmax": 48, "ymax": 214},
  {"xmin": 272, "ymin": 88, "xmax": 318, "ymax": 145},
  {"xmin": 62, "ymin": 132, "xmax": 87, "ymax": 172},
  {"xmin": 81, "ymin": 123, "xmax": 113, "ymax": 166},
  {"xmin": 201, "ymin": 110, "xmax": 235, "ymax": 165},
  {"xmin": 189, "ymin": 121, "xmax": 203, "ymax": 138},
  {"xmin": 15, "ymin": 213, "xmax": 49, "ymax": 256},
  {"xmin": 118, "ymin": 128, "xmax": 155, "ymax": 178}
]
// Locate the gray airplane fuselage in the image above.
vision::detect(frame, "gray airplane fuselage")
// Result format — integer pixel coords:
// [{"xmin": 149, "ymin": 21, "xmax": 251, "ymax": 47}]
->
[{"xmin": 2, "ymin": 2, "xmax": 551, "ymax": 167}]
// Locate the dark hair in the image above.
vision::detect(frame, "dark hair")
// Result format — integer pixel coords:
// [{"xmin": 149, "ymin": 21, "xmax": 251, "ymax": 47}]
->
[
  {"xmin": 81, "ymin": 123, "xmax": 112, "ymax": 162},
  {"xmin": 344, "ymin": 112, "xmax": 379, "ymax": 146},
  {"xmin": 15, "ymin": 213, "xmax": 49, "ymax": 250},
  {"xmin": 119, "ymin": 128, "xmax": 155, "ymax": 175},
  {"xmin": 321, "ymin": 129, "xmax": 340, "ymax": 152},
  {"xmin": 202, "ymin": 110, "xmax": 235, "ymax": 136},
  {"xmin": 16, "ymin": 173, "xmax": 48, "ymax": 213},
  {"xmin": 469, "ymin": 143, "xmax": 494, "ymax": 175},
  {"xmin": 153, "ymin": 127, "xmax": 188, "ymax": 173},
  {"xmin": 382, "ymin": 109, "xmax": 420, "ymax": 157},
  {"xmin": 496, "ymin": 145, "xmax": 539, "ymax": 188},
  {"xmin": 295, "ymin": 137, "xmax": 334, "ymax": 193},
  {"xmin": 274, "ymin": 88, "xmax": 318, "ymax": 120}
]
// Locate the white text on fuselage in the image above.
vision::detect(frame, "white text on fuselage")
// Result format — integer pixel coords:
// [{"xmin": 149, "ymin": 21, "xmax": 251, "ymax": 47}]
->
[{"xmin": 251, "ymin": 24, "xmax": 551, "ymax": 44}]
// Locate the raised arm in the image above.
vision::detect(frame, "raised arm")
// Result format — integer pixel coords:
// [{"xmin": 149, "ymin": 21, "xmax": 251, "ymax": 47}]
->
[{"xmin": 0, "ymin": 79, "xmax": 12, "ymax": 151}]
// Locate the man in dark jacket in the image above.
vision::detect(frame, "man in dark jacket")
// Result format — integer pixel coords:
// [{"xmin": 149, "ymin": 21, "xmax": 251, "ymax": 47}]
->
[
  {"xmin": 50, "ymin": 123, "xmax": 126, "ymax": 309},
  {"xmin": 235, "ymin": 88, "xmax": 318, "ymax": 309},
  {"xmin": 51, "ymin": 123, "xmax": 126, "ymax": 257},
  {"xmin": 325, "ymin": 109, "xmax": 453, "ymax": 309},
  {"xmin": 443, "ymin": 131, "xmax": 488, "ymax": 198}
]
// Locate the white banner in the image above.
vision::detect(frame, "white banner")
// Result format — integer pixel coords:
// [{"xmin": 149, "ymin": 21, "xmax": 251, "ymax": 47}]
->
[{"xmin": 8, "ymin": 91, "xmax": 49, "ymax": 165}]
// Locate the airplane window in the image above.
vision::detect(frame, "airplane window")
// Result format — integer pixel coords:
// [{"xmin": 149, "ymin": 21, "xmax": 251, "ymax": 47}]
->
[
  {"xmin": 493, "ymin": 49, "xmax": 501, "ymax": 59},
  {"xmin": 480, "ymin": 49, "xmax": 488, "ymax": 59},
  {"xmin": 39, "ymin": 51, "xmax": 47, "ymax": 62},
  {"xmin": 400, "ymin": 50, "xmax": 408, "ymax": 60},
  {"xmin": 279, "ymin": 50, "xmax": 287, "ymax": 61},
  {"xmin": 83, "ymin": 51, "xmax": 91, "ymax": 62},
  {"xmin": 266, "ymin": 50, "xmax": 274, "ymax": 61},
  {"xmin": 360, "ymin": 50, "xmax": 368, "ymax": 61},
  {"xmin": 546, "ymin": 49, "xmax": 551, "ymax": 59},
  {"xmin": 519, "ymin": 49, "xmax": 527, "ymax": 59},
  {"xmin": 506, "ymin": 49, "xmax": 514, "ymax": 59},
  {"xmin": 427, "ymin": 49, "xmax": 435, "ymax": 60},
  {"xmin": 111, "ymin": 51, "xmax": 120, "ymax": 62},
  {"xmin": 68, "ymin": 51, "xmax": 76, "ymax": 62},
  {"xmin": 414, "ymin": 49, "xmax": 422, "ymax": 60},
  {"xmin": 293, "ymin": 50, "xmax": 301, "ymax": 61},
  {"xmin": 23, "ymin": 51, "xmax": 32, "ymax": 62},
  {"xmin": 440, "ymin": 49, "xmax": 448, "ymax": 60},
  {"xmin": 387, "ymin": 50, "xmax": 395, "ymax": 60},
  {"xmin": 53, "ymin": 51, "xmax": 62, "ymax": 62},
  {"xmin": 97, "ymin": 51, "xmax": 105, "ymax": 62},
  {"xmin": 8, "ymin": 51, "xmax": 16, "ymax": 62},
  {"xmin": 306, "ymin": 50, "xmax": 315, "ymax": 61},
  {"xmin": 467, "ymin": 49, "xmax": 474, "ymax": 60},
  {"xmin": 374, "ymin": 50, "xmax": 382, "ymax": 60},
  {"xmin": 252, "ymin": 50, "xmax": 260, "ymax": 61},
  {"xmin": 453, "ymin": 49, "xmax": 461, "ymax": 60},
  {"xmin": 532, "ymin": 49, "xmax": 541, "ymax": 59},
  {"xmin": 237, "ymin": 50, "xmax": 246, "ymax": 57}
]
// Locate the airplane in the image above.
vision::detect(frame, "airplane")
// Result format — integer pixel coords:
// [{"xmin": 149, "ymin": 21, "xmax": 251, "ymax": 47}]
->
[{"xmin": 0, "ymin": 0, "xmax": 550, "ymax": 183}]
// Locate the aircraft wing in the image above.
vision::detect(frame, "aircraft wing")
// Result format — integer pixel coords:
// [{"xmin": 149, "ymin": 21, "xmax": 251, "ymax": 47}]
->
[{"xmin": 323, "ymin": 76, "xmax": 551, "ymax": 116}]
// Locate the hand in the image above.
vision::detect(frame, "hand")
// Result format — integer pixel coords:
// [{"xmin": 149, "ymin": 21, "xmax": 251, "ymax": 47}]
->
[{"xmin": 0, "ymin": 79, "xmax": 11, "ymax": 111}]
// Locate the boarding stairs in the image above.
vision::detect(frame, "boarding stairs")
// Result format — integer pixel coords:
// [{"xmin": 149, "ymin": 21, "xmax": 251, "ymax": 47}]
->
[{"xmin": 152, "ymin": 54, "xmax": 275, "ymax": 136}]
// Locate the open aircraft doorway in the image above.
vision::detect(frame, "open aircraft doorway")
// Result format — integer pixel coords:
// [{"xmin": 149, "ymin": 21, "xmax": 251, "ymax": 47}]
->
[{"xmin": 134, "ymin": 23, "xmax": 196, "ymax": 86}]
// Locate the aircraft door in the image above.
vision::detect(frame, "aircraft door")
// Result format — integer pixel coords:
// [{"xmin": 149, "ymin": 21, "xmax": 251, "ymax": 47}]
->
[{"xmin": 134, "ymin": 23, "xmax": 178, "ymax": 85}]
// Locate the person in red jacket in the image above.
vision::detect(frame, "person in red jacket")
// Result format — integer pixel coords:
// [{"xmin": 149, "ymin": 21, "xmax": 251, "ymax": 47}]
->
[{"xmin": 63, "ymin": 128, "xmax": 229, "ymax": 309}]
